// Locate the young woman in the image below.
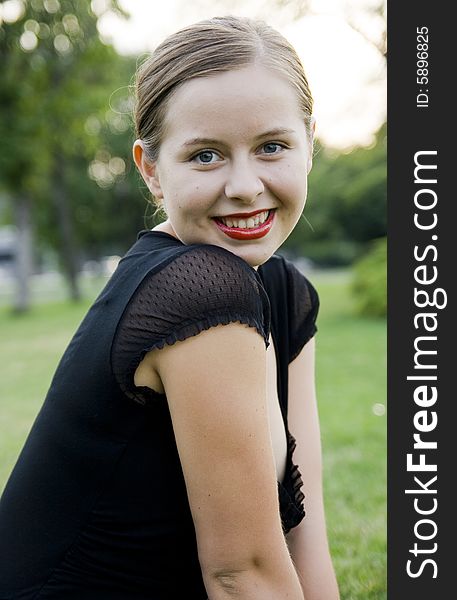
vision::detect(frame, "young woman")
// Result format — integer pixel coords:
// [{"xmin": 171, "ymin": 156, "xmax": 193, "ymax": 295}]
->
[{"xmin": 0, "ymin": 16, "xmax": 339, "ymax": 600}]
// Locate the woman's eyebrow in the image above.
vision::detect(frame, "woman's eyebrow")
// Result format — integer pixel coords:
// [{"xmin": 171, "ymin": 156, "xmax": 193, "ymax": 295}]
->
[
  {"xmin": 182, "ymin": 137, "xmax": 222, "ymax": 148},
  {"xmin": 181, "ymin": 128, "xmax": 296, "ymax": 148},
  {"xmin": 254, "ymin": 127, "xmax": 296, "ymax": 140}
]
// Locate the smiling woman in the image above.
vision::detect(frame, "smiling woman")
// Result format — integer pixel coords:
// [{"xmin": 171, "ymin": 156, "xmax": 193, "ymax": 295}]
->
[
  {"xmin": 0, "ymin": 15, "xmax": 339, "ymax": 600},
  {"xmin": 133, "ymin": 64, "xmax": 313, "ymax": 267}
]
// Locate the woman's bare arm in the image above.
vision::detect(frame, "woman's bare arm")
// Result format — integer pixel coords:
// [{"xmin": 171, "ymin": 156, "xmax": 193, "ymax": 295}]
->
[
  {"xmin": 287, "ymin": 338, "xmax": 340, "ymax": 599},
  {"xmin": 148, "ymin": 322, "xmax": 304, "ymax": 599}
]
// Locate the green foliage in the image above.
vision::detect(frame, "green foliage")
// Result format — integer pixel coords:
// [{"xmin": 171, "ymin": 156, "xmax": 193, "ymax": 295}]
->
[
  {"xmin": 285, "ymin": 124, "xmax": 387, "ymax": 266},
  {"xmin": 0, "ymin": 0, "xmax": 147, "ymax": 264},
  {"xmin": 351, "ymin": 236, "xmax": 387, "ymax": 317}
]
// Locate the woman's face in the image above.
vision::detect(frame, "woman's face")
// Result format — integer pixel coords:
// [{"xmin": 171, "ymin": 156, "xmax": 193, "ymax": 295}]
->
[{"xmin": 134, "ymin": 64, "xmax": 313, "ymax": 268}]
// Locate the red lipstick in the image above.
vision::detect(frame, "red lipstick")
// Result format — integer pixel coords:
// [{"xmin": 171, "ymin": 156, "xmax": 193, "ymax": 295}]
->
[{"xmin": 213, "ymin": 209, "xmax": 275, "ymax": 240}]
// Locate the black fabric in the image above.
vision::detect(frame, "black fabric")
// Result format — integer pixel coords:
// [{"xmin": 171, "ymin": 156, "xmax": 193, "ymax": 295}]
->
[
  {"xmin": 111, "ymin": 243, "xmax": 270, "ymax": 406},
  {"xmin": 0, "ymin": 230, "xmax": 319, "ymax": 600}
]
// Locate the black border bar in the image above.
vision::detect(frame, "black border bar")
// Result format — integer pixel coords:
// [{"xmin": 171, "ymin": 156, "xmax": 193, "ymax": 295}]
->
[{"xmin": 388, "ymin": 2, "xmax": 453, "ymax": 596}]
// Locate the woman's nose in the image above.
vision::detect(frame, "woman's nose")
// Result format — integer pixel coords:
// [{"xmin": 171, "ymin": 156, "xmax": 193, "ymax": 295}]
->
[{"xmin": 224, "ymin": 159, "xmax": 264, "ymax": 204}]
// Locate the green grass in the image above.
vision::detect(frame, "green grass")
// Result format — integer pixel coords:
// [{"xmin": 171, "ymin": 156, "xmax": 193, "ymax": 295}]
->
[
  {"xmin": 0, "ymin": 270, "xmax": 386, "ymax": 599},
  {"xmin": 314, "ymin": 271, "xmax": 386, "ymax": 599}
]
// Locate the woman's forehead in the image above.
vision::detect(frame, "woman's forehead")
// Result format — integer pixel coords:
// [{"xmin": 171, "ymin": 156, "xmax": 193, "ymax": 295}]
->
[{"xmin": 162, "ymin": 66, "xmax": 304, "ymax": 142}]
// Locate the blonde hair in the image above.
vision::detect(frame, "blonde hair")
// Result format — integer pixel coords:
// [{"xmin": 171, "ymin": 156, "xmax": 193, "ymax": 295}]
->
[{"xmin": 134, "ymin": 15, "xmax": 313, "ymax": 207}]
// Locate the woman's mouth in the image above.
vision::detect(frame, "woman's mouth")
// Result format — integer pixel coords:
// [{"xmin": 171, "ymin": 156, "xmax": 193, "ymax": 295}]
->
[{"xmin": 213, "ymin": 209, "xmax": 276, "ymax": 240}]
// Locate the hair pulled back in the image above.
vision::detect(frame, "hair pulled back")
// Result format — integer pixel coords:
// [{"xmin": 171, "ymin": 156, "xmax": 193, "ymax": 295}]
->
[{"xmin": 134, "ymin": 15, "xmax": 313, "ymax": 163}]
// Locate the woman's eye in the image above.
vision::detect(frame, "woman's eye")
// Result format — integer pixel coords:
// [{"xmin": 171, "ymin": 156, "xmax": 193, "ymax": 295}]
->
[
  {"xmin": 261, "ymin": 142, "xmax": 284, "ymax": 155},
  {"xmin": 192, "ymin": 150, "xmax": 220, "ymax": 164}
]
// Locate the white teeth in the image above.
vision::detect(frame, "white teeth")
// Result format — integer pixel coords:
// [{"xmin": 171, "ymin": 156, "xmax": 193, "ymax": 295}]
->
[{"xmin": 219, "ymin": 210, "xmax": 270, "ymax": 229}]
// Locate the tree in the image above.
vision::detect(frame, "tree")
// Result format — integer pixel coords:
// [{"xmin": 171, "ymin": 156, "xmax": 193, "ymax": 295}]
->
[
  {"xmin": 285, "ymin": 124, "xmax": 387, "ymax": 265},
  {"xmin": 0, "ymin": 0, "xmax": 129, "ymax": 307}
]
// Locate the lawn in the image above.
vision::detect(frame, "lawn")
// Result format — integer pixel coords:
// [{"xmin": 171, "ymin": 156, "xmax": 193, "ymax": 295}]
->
[
  {"xmin": 0, "ymin": 269, "xmax": 386, "ymax": 599},
  {"xmin": 315, "ymin": 271, "xmax": 386, "ymax": 599}
]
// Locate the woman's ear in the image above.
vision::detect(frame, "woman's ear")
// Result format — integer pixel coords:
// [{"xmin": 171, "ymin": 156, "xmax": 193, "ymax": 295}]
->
[
  {"xmin": 306, "ymin": 118, "xmax": 316, "ymax": 174},
  {"xmin": 132, "ymin": 140, "xmax": 163, "ymax": 199}
]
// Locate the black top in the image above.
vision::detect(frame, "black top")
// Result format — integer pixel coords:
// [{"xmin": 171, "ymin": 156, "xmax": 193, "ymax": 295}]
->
[{"xmin": 0, "ymin": 231, "xmax": 319, "ymax": 600}]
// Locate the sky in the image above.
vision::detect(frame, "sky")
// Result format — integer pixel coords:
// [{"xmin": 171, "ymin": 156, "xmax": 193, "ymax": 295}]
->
[{"xmin": 96, "ymin": 0, "xmax": 386, "ymax": 150}]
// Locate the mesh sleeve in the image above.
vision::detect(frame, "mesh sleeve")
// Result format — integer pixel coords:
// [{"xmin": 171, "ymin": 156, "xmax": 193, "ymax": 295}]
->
[
  {"xmin": 284, "ymin": 258, "xmax": 320, "ymax": 363},
  {"xmin": 111, "ymin": 245, "xmax": 270, "ymax": 404}
]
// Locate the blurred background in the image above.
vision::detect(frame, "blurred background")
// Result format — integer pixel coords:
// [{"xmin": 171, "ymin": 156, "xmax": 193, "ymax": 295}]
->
[{"xmin": 0, "ymin": 1, "xmax": 386, "ymax": 598}]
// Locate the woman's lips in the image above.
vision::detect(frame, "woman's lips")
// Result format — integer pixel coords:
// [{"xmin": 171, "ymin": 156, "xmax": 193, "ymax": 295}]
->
[{"xmin": 213, "ymin": 209, "xmax": 275, "ymax": 240}]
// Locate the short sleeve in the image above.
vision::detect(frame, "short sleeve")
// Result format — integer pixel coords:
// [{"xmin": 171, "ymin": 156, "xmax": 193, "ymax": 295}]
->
[
  {"xmin": 283, "ymin": 258, "xmax": 320, "ymax": 363},
  {"xmin": 111, "ymin": 245, "xmax": 271, "ymax": 404}
]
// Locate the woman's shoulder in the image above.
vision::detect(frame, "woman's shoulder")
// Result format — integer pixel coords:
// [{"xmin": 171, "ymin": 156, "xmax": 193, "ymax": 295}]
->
[
  {"xmin": 138, "ymin": 237, "xmax": 264, "ymax": 298},
  {"xmin": 126, "ymin": 231, "xmax": 260, "ymax": 281},
  {"xmin": 137, "ymin": 241, "xmax": 269, "ymax": 328},
  {"xmin": 111, "ymin": 239, "xmax": 271, "ymax": 403},
  {"xmin": 115, "ymin": 232, "xmax": 271, "ymax": 344}
]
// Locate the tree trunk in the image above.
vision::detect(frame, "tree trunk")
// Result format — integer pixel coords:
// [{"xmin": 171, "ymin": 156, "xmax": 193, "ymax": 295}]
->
[
  {"xmin": 52, "ymin": 164, "xmax": 81, "ymax": 302},
  {"xmin": 13, "ymin": 195, "xmax": 33, "ymax": 313}
]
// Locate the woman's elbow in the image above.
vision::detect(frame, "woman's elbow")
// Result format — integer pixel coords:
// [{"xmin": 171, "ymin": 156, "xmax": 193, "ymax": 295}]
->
[{"xmin": 202, "ymin": 557, "xmax": 305, "ymax": 600}]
